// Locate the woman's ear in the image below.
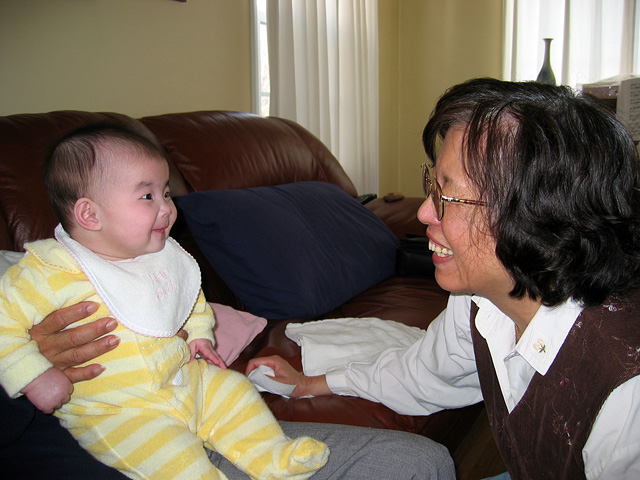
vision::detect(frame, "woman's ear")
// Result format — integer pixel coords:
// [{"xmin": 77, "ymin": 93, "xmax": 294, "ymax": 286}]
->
[{"xmin": 73, "ymin": 198, "xmax": 101, "ymax": 231}]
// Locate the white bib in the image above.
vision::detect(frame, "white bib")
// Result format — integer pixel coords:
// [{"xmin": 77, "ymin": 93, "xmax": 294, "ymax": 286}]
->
[{"xmin": 55, "ymin": 225, "xmax": 201, "ymax": 337}]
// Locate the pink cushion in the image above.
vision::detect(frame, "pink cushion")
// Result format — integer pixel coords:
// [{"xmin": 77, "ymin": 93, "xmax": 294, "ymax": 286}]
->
[{"xmin": 210, "ymin": 302, "xmax": 267, "ymax": 364}]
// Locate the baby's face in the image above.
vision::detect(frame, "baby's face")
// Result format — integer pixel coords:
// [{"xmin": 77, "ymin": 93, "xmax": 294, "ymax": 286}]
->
[{"xmin": 90, "ymin": 152, "xmax": 177, "ymax": 260}]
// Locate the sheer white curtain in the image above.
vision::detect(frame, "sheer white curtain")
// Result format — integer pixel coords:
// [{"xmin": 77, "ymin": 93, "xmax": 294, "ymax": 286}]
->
[
  {"xmin": 503, "ymin": 0, "xmax": 640, "ymax": 87},
  {"xmin": 266, "ymin": 0, "xmax": 379, "ymax": 195}
]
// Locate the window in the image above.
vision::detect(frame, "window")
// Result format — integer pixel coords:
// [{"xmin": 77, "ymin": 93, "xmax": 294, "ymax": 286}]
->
[
  {"xmin": 249, "ymin": 0, "xmax": 379, "ymax": 194},
  {"xmin": 503, "ymin": 0, "xmax": 640, "ymax": 88},
  {"xmin": 251, "ymin": 0, "xmax": 270, "ymax": 116}
]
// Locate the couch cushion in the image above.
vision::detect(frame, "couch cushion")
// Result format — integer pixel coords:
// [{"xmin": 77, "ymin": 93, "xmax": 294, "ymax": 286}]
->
[
  {"xmin": 140, "ymin": 111, "xmax": 358, "ymax": 197},
  {"xmin": 174, "ymin": 182, "xmax": 399, "ymax": 320}
]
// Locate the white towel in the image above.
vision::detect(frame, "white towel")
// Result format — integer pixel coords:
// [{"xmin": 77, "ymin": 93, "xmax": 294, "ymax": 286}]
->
[{"xmin": 285, "ymin": 317, "xmax": 425, "ymax": 376}]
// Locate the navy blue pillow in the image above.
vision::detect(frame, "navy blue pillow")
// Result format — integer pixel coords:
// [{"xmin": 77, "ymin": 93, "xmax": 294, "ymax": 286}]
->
[{"xmin": 174, "ymin": 182, "xmax": 399, "ymax": 320}]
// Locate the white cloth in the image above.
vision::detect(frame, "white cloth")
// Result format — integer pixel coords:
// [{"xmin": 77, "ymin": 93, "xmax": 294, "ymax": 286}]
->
[
  {"xmin": 249, "ymin": 317, "xmax": 420, "ymax": 398},
  {"xmin": 325, "ymin": 294, "xmax": 640, "ymax": 480},
  {"xmin": 55, "ymin": 225, "xmax": 200, "ymax": 337},
  {"xmin": 285, "ymin": 317, "xmax": 424, "ymax": 376},
  {"xmin": 248, "ymin": 365, "xmax": 296, "ymax": 397}
]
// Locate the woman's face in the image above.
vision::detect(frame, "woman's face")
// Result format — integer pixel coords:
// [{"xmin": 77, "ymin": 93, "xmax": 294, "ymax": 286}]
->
[{"xmin": 418, "ymin": 127, "xmax": 514, "ymax": 299}]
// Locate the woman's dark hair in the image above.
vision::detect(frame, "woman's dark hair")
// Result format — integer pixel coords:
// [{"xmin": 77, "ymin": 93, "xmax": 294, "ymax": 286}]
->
[
  {"xmin": 43, "ymin": 122, "xmax": 167, "ymax": 232},
  {"xmin": 423, "ymin": 77, "xmax": 640, "ymax": 307}
]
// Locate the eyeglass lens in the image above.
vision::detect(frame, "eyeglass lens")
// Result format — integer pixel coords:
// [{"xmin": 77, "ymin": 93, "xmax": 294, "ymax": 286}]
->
[{"xmin": 423, "ymin": 165, "xmax": 443, "ymax": 220}]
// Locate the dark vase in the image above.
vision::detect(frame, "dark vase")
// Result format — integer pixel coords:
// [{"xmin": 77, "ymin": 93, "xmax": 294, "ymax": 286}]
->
[{"xmin": 536, "ymin": 38, "xmax": 556, "ymax": 85}]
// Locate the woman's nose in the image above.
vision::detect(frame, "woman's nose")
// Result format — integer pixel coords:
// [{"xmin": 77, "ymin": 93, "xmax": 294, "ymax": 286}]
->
[{"xmin": 417, "ymin": 196, "xmax": 439, "ymax": 226}]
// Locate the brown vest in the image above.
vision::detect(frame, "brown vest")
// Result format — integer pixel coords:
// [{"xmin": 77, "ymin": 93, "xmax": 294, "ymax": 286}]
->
[{"xmin": 471, "ymin": 292, "xmax": 640, "ymax": 480}]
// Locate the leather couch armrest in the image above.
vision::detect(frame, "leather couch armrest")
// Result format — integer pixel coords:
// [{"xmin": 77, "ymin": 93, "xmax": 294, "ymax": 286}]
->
[{"xmin": 366, "ymin": 197, "xmax": 425, "ymax": 239}]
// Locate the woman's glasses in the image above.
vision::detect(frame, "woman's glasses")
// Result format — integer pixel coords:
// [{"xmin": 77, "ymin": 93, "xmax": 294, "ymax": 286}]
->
[{"xmin": 421, "ymin": 163, "xmax": 487, "ymax": 220}]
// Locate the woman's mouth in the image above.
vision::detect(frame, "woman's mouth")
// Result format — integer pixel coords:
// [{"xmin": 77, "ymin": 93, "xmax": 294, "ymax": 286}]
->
[{"xmin": 429, "ymin": 240, "xmax": 453, "ymax": 257}]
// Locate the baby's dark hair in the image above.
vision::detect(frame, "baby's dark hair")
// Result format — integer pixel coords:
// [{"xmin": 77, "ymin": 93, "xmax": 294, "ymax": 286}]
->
[{"xmin": 43, "ymin": 122, "xmax": 167, "ymax": 232}]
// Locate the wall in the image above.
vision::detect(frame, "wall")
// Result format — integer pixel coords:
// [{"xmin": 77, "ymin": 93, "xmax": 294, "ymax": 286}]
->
[
  {"xmin": 1, "ymin": 0, "xmax": 502, "ymax": 197},
  {"xmin": 378, "ymin": 0, "xmax": 401, "ymax": 196},
  {"xmin": 0, "ymin": 0, "xmax": 251, "ymax": 117},
  {"xmin": 378, "ymin": 0, "xmax": 503, "ymax": 197}
]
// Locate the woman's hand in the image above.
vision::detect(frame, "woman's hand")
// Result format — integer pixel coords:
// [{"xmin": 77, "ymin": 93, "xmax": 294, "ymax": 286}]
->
[
  {"xmin": 29, "ymin": 301, "xmax": 120, "ymax": 383},
  {"xmin": 245, "ymin": 355, "xmax": 332, "ymax": 398}
]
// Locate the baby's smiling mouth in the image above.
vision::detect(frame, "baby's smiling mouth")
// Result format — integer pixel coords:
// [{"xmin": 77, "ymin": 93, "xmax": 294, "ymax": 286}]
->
[{"xmin": 429, "ymin": 240, "xmax": 453, "ymax": 257}]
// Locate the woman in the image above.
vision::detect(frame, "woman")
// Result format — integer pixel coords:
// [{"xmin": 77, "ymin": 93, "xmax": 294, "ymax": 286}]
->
[{"xmin": 248, "ymin": 78, "xmax": 640, "ymax": 479}]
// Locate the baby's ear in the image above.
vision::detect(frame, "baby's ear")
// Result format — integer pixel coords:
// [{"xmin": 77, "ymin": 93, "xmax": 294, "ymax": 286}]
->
[{"xmin": 73, "ymin": 198, "xmax": 101, "ymax": 231}]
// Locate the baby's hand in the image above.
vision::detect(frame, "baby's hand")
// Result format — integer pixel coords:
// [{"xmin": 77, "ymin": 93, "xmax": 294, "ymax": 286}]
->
[
  {"xmin": 188, "ymin": 338, "xmax": 227, "ymax": 369},
  {"xmin": 21, "ymin": 367, "xmax": 74, "ymax": 413}
]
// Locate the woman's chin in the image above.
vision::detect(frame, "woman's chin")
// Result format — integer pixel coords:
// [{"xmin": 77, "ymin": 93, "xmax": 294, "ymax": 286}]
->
[{"xmin": 433, "ymin": 268, "xmax": 464, "ymax": 294}]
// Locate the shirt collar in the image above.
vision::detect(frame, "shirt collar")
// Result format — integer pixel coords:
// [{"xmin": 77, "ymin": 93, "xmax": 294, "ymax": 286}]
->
[
  {"xmin": 472, "ymin": 295, "xmax": 584, "ymax": 375},
  {"xmin": 516, "ymin": 299, "xmax": 584, "ymax": 374}
]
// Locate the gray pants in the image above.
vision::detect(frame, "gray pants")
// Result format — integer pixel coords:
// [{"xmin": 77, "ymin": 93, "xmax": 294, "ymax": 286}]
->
[{"xmin": 208, "ymin": 421, "xmax": 456, "ymax": 479}]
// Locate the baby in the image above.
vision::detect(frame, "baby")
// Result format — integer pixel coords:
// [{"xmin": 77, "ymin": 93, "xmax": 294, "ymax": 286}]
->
[{"xmin": 0, "ymin": 122, "xmax": 328, "ymax": 480}]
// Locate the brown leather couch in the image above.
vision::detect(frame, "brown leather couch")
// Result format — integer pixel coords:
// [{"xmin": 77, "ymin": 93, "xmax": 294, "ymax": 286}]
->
[{"xmin": 0, "ymin": 110, "xmax": 483, "ymax": 460}]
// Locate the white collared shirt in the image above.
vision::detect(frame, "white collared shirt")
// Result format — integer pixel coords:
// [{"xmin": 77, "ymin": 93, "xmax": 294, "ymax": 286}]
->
[{"xmin": 326, "ymin": 294, "xmax": 640, "ymax": 479}]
